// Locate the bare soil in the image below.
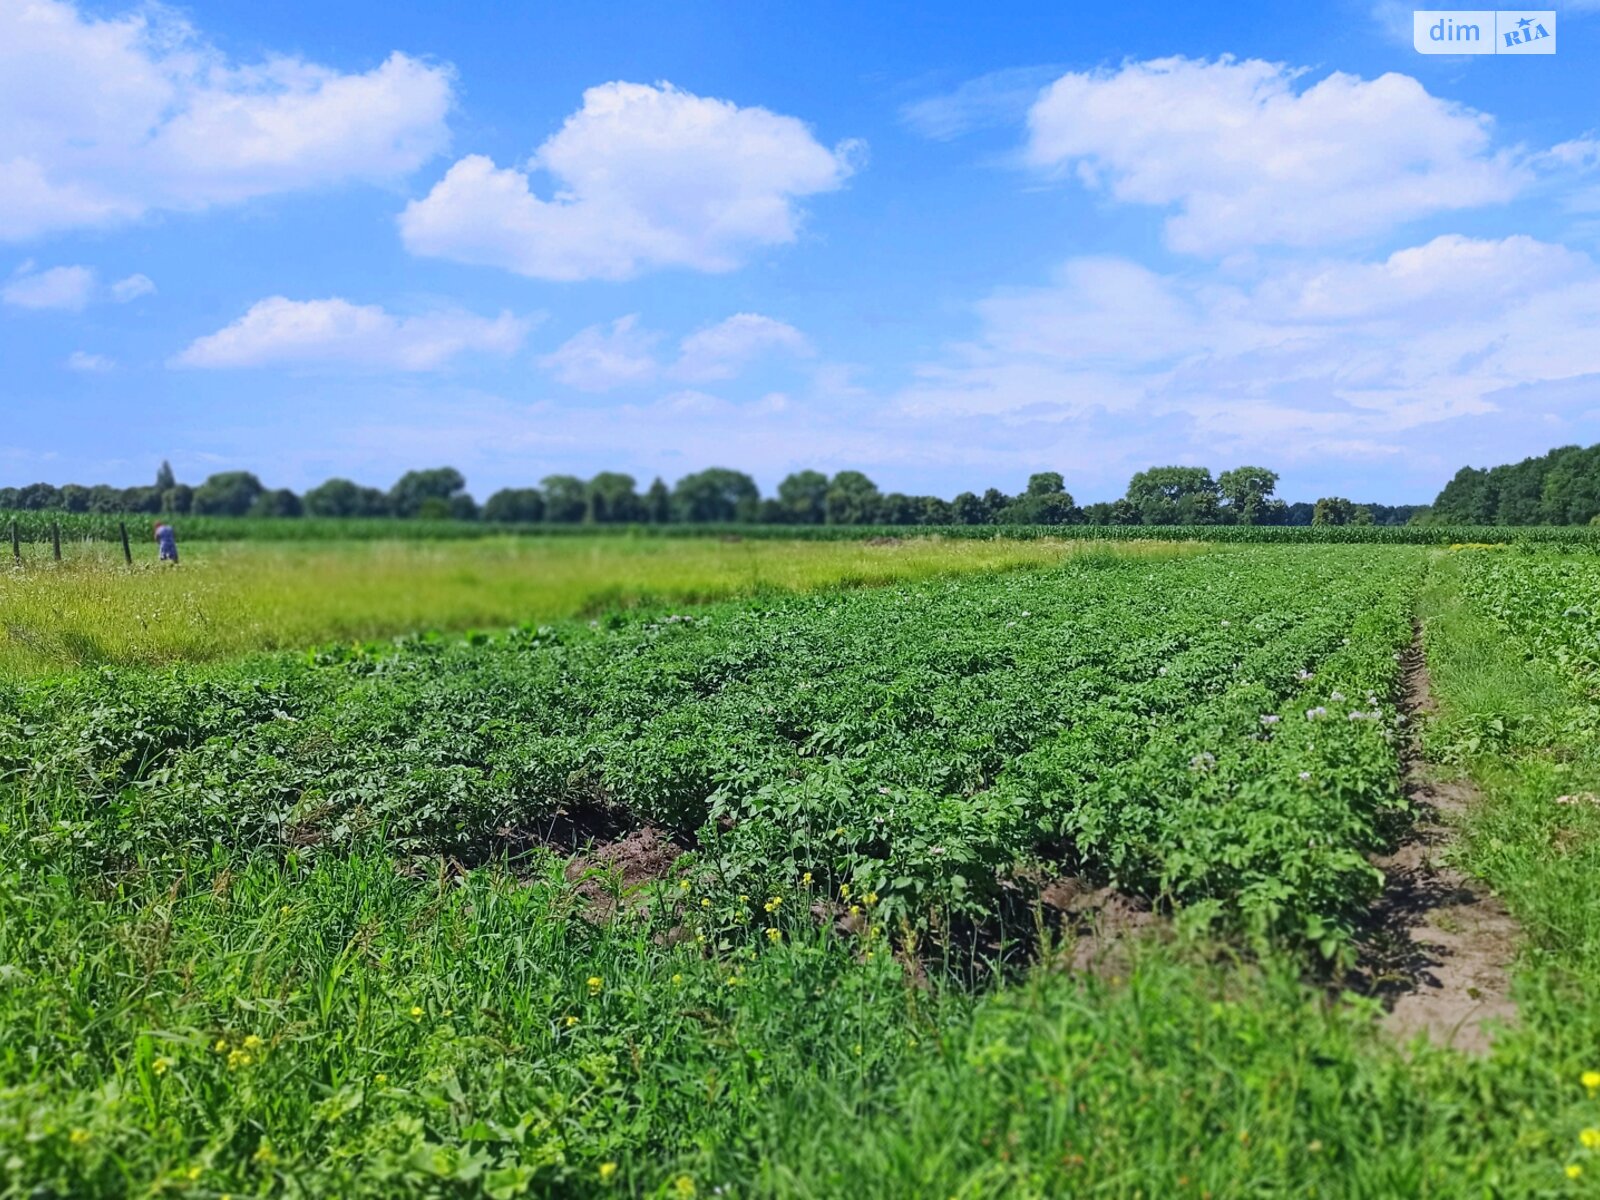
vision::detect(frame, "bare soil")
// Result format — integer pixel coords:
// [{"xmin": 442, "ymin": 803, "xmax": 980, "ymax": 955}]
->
[{"xmin": 1348, "ymin": 624, "xmax": 1519, "ymax": 1055}]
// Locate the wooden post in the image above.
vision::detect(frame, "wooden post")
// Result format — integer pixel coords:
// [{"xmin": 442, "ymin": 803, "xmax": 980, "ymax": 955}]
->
[
  {"xmin": 119, "ymin": 520, "xmax": 133, "ymax": 565},
  {"xmin": 51, "ymin": 521, "xmax": 61, "ymax": 562},
  {"xmin": 9, "ymin": 520, "xmax": 17, "ymax": 562}
]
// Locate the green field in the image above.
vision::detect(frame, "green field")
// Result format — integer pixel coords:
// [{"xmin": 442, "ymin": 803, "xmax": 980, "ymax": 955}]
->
[
  {"xmin": 4, "ymin": 542, "xmax": 1600, "ymax": 1196},
  {"xmin": 0, "ymin": 536, "xmax": 1184, "ymax": 676}
]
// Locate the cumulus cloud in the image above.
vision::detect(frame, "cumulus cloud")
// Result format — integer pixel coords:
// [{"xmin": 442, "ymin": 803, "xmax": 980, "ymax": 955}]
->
[
  {"xmin": 65, "ymin": 350, "xmax": 113, "ymax": 371},
  {"xmin": 400, "ymin": 82, "xmax": 859, "ymax": 280},
  {"xmin": 2, "ymin": 263, "xmax": 95, "ymax": 309},
  {"xmin": 899, "ymin": 235, "xmax": 1600, "ymax": 465},
  {"xmin": 538, "ymin": 315, "xmax": 662, "ymax": 392},
  {"xmin": 1026, "ymin": 57, "xmax": 1523, "ymax": 254},
  {"xmin": 674, "ymin": 314, "xmax": 812, "ymax": 381},
  {"xmin": 538, "ymin": 311, "xmax": 812, "ymax": 391},
  {"xmin": 0, "ymin": 0, "xmax": 453, "ymax": 240},
  {"xmin": 3, "ymin": 262, "xmax": 157, "ymax": 309},
  {"xmin": 171, "ymin": 297, "xmax": 528, "ymax": 371}
]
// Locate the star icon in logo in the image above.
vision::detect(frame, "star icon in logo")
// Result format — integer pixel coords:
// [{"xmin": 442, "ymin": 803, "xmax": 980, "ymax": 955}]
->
[{"xmin": 1517, "ymin": 15, "xmax": 1532, "ymax": 28}]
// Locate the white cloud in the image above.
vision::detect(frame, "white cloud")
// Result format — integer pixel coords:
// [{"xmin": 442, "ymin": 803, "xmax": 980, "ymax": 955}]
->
[
  {"xmin": 900, "ymin": 66, "xmax": 1061, "ymax": 140},
  {"xmin": 400, "ymin": 81, "xmax": 859, "ymax": 280},
  {"xmin": 65, "ymin": 350, "xmax": 113, "ymax": 371},
  {"xmin": 538, "ymin": 311, "xmax": 812, "ymax": 391},
  {"xmin": 538, "ymin": 314, "xmax": 662, "ymax": 391},
  {"xmin": 171, "ymin": 297, "xmax": 528, "ymax": 371},
  {"xmin": 109, "ymin": 272, "xmax": 155, "ymax": 302},
  {"xmin": 674, "ymin": 314, "xmax": 812, "ymax": 381},
  {"xmin": 1026, "ymin": 57, "xmax": 1523, "ymax": 254},
  {"xmin": 3, "ymin": 262, "xmax": 157, "ymax": 308},
  {"xmin": 0, "ymin": 0, "xmax": 453, "ymax": 240},
  {"xmin": 898, "ymin": 235, "xmax": 1600, "ymax": 467},
  {"xmin": 2, "ymin": 263, "xmax": 94, "ymax": 309}
]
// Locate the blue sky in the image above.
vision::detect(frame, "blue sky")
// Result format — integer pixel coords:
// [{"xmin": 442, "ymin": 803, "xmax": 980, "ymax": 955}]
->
[{"xmin": 4, "ymin": 0, "xmax": 1599, "ymax": 504}]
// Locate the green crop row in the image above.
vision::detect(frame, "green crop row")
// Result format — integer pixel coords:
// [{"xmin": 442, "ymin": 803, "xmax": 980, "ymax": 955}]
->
[
  {"xmin": 3, "ymin": 546, "xmax": 1421, "ymax": 950},
  {"xmin": 5, "ymin": 508, "xmax": 1600, "ymax": 545}
]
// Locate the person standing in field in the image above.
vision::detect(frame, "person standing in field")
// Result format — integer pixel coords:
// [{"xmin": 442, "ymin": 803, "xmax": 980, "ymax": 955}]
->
[{"xmin": 153, "ymin": 520, "xmax": 179, "ymax": 564}]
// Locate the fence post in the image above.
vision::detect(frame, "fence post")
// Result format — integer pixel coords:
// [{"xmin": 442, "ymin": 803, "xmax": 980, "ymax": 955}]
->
[
  {"xmin": 9, "ymin": 520, "xmax": 17, "ymax": 562},
  {"xmin": 52, "ymin": 521, "xmax": 61, "ymax": 562},
  {"xmin": 119, "ymin": 520, "xmax": 133, "ymax": 565}
]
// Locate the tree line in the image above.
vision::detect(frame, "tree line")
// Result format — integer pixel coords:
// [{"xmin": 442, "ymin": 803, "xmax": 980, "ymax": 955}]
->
[
  {"xmin": 1426, "ymin": 443, "xmax": 1600, "ymax": 526},
  {"xmin": 0, "ymin": 461, "xmax": 1433, "ymax": 527}
]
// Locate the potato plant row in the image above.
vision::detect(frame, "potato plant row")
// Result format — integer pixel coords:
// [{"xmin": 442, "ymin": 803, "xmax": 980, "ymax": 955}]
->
[{"xmin": 3, "ymin": 546, "xmax": 1420, "ymax": 948}]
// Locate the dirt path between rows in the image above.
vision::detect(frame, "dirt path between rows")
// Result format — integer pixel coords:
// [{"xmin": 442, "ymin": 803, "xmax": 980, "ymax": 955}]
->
[{"xmin": 1348, "ymin": 623, "xmax": 1519, "ymax": 1055}]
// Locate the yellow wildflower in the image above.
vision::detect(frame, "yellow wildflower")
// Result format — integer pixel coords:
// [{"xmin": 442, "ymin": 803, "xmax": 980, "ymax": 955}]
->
[
  {"xmin": 409, "ymin": 1005, "xmax": 424, "ymax": 1020},
  {"xmin": 186, "ymin": 1165, "xmax": 203, "ymax": 1182},
  {"xmin": 242, "ymin": 1034, "xmax": 264, "ymax": 1051},
  {"xmin": 766, "ymin": 927, "xmax": 782, "ymax": 943},
  {"xmin": 69, "ymin": 1128, "xmax": 91, "ymax": 1147},
  {"xmin": 214, "ymin": 1038, "xmax": 228, "ymax": 1053},
  {"xmin": 279, "ymin": 905, "xmax": 291, "ymax": 916},
  {"xmin": 227, "ymin": 1049, "xmax": 252, "ymax": 1071},
  {"xmin": 587, "ymin": 976, "xmax": 604, "ymax": 996},
  {"xmin": 374, "ymin": 1073, "xmax": 389, "ymax": 1084},
  {"xmin": 1583, "ymin": 1129, "xmax": 1600, "ymax": 1150},
  {"xmin": 152, "ymin": 1056, "xmax": 171, "ymax": 1076},
  {"xmin": 678, "ymin": 879, "xmax": 690, "ymax": 891},
  {"xmin": 700, "ymin": 898, "xmax": 711, "ymax": 908},
  {"xmin": 1584, "ymin": 1070, "xmax": 1600, "ymax": 1094},
  {"xmin": 1567, "ymin": 1164, "xmax": 1583, "ymax": 1180},
  {"xmin": 599, "ymin": 1161, "xmax": 618, "ymax": 1182},
  {"xmin": 671, "ymin": 973, "xmax": 684, "ymax": 985},
  {"xmin": 801, "ymin": 872, "xmax": 813, "ymax": 886},
  {"xmin": 849, "ymin": 904, "xmax": 862, "ymax": 916},
  {"xmin": 564, "ymin": 1015, "xmax": 580, "ymax": 1028},
  {"xmin": 764, "ymin": 896, "xmax": 783, "ymax": 912},
  {"xmin": 673, "ymin": 1175, "xmax": 696, "ymax": 1197},
  {"xmin": 737, "ymin": 893, "xmax": 749, "ymax": 904},
  {"xmin": 252, "ymin": 1139, "xmax": 277, "ymax": 1167},
  {"xmin": 839, "ymin": 884, "xmax": 851, "ymax": 900},
  {"xmin": 864, "ymin": 891, "xmax": 879, "ymax": 906}
]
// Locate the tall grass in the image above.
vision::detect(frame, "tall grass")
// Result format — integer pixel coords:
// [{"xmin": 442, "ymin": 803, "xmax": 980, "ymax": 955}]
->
[{"xmin": 0, "ymin": 535, "xmax": 1197, "ymax": 676}]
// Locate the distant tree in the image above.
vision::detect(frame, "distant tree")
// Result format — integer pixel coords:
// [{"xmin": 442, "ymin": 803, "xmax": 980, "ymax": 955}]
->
[
  {"xmin": 1082, "ymin": 501, "xmax": 1114, "ymax": 526},
  {"xmin": 1025, "ymin": 471, "xmax": 1065, "ymax": 496},
  {"xmin": 920, "ymin": 496, "xmax": 953, "ymax": 525},
  {"xmin": 389, "ymin": 467, "xmax": 466, "ymax": 518},
  {"xmin": 192, "ymin": 472, "xmax": 265, "ymax": 516},
  {"xmin": 824, "ymin": 471, "xmax": 881, "ymax": 525},
  {"xmin": 155, "ymin": 460, "xmax": 177, "ymax": 492},
  {"xmin": 1351, "ymin": 504, "xmax": 1375, "ymax": 526},
  {"xmin": 59, "ymin": 484, "xmax": 90, "ymax": 512},
  {"xmin": 1284, "ymin": 501, "xmax": 1315, "ymax": 527},
  {"xmin": 415, "ymin": 497, "xmax": 452, "ymax": 519},
  {"xmin": 1109, "ymin": 498, "xmax": 1141, "ymax": 526},
  {"xmin": 950, "ymin": 492, "xmax": 985, "ymax": 525},
  {"xmin": 540, "ymin": 475, "xmax": 588, "ymax": 523},
  {"xmin": 249, "ymin": 488, "xmax": 303, "ymax": 518},
  {"xmin": 448, "ymin": 493, "xmax": 479, "ymax": 521},
  {"xmin": 1218, "ymin": 466, "xmax": 1279, "ymax": 525},
  {"xmin": 979, "ymin": 488, "xmax": 1011, "ymax": 524},
  {"xmin": 586, "ymin": 472, "xmax": 640, "ymax": 523},
  {"xmin": 776, "ymin": 470, "xmax": 830, "ymax": 524},
  {"xmin": 304, "ymin": 478, "xmax": 390, "ymax": 517},
  {"xmin": 162, "ymin": 484, "xmax": 194, "ymax": 515},
  {"xmin": 1312, "ymin": 496, "xmax": 1357, "ymax": 526},
  {"xmin": 0, "ymin": 488, "xmax": 16, "ymax": 509},
  {"xmin": 87, "ymin": 484, "xmax": 122, "ymax": 513},
  {"xmin": 1126, "ymin": 466, "xmax": 1219, "ymax": 507},
  {"xmin": 16, "ymin": 483, "xmax": 60, "ymax": 510},
  {"xmin": 122, "ymin": 486, "xmax": 163, "ymax": 513},
  {"xmin": 483, "ymin": 488, "xmax": 545, "ymax": 524},
  {"xmin": 877, "ymin": 492, "xmax": 921, "ymax": 525},
  {"xmin": 673, "ymin": 468, "xmax": 760, "ymax": 523},
  {"xmin": 643, "ymin": 477, "xmax": 672, "ymax": 524},
  {"xmin": 1255, "ymin": 498, "xmax": 1289, "ymax": 526}
]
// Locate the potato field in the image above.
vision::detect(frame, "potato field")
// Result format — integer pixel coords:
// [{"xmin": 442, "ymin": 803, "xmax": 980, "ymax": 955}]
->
[{"xmin": 3, "ymin": 537, "xmax": 1599, "ymax": 1197}]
